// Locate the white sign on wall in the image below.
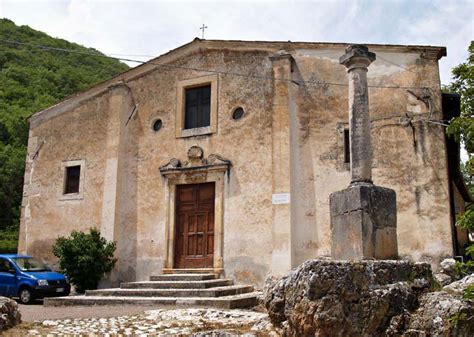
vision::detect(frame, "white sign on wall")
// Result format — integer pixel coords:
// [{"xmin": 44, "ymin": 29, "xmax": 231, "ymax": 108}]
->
[{"xmin": 272, "ymin": 193, "xmax": 290, "ymax": 205}]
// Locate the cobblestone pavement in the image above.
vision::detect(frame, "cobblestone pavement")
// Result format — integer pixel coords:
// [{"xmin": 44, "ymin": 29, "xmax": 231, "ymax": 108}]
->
[{"xmin": 6, "ymin": 308, "xmax": 280, "ymax": 336}]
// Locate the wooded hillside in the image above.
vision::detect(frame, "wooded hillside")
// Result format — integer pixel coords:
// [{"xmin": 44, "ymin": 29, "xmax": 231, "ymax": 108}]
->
[{"xmin": 0, "ymin": 18, "xmax": 129, "ymax": 250}]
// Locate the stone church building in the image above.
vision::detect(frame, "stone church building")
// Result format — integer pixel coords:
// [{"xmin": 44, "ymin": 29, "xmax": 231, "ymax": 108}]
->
[{"xmin": 18, "ymin": 39, "xmax": 470, "ymax": 285}]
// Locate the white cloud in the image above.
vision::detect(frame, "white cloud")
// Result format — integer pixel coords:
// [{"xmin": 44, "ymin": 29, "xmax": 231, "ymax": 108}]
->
[{"xmin": 0, "ymin": 0, "xmax": 472, "ymax": 83}]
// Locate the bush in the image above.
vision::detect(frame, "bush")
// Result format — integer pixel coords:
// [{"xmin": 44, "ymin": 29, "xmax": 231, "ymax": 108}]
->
[
  {"xmin": 0, "ymin": 227, "xmax": 18, "ymax": 253},
  {"xmin": 52, "ymin": 228, "xmax": 116, "ymax": 293}
]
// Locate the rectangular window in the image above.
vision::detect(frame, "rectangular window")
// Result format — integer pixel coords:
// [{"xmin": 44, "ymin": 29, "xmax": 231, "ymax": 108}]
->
[
  {"xmin": 64, "ymin": 165, "xmax": 81, "ymax": 194},
  {"xmin": 344, "ymin": 129, "xmax": 350, "ymax": 164},
  {"xmin": 184, "ymin": 85, "xmax": 211, "ymax": 129}
]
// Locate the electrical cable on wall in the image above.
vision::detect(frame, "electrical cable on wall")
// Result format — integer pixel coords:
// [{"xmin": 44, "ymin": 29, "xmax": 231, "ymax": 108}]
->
[
  {"xmin": 1, "ymin": 38, "xmax": 449, "ymax": 129},
  {"xmin": 0, "ymin": 39, "xmax": 432, "ymax": 91}
]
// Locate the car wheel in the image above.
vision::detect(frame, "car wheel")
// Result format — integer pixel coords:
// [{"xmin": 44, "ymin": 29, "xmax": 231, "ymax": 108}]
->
[{"xmin": 18, "ymin": 287, "xmax": 34, "ymax": 304}]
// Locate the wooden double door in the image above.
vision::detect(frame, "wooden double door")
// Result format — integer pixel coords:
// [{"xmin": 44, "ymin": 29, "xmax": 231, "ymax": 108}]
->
[{"xmin": 174, "ymin": 183, "xmax": 215, "ymax": 268}]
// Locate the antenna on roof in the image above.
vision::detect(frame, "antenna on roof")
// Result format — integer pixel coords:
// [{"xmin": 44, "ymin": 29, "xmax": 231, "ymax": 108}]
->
[{"xmin": 200, "ymin": 24, "xmax": 208, "ymax": 39}]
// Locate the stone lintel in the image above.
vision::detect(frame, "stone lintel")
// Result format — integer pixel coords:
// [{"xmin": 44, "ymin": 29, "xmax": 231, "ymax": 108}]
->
[
  {"xmin": 330, "ymin": 184, "xmax": 398, "ymax": 260},
  {"xmin": 159, "ymin": 147, "xmax": 231, "ymax": 176},
  {"xmin": 160, "ymin": 163, "xmax": 230, "ymax": 177},
  {"xmin": 339, "ymin": 45, "xmax": 376, "ymax": 69}
]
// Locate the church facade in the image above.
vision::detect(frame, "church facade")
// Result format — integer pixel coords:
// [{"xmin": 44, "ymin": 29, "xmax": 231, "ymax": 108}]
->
[{"xmin": 18, "ymin": 39, "xmax": 468, "ymax": 285}]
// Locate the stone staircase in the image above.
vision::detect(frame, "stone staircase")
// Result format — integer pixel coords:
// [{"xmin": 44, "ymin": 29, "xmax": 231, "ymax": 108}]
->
[{"xmin": 43, "ymin": 270, "xmax": 259, "ymax": 309}]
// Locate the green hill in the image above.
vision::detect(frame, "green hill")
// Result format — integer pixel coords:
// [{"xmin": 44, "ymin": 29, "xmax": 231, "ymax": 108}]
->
[{"xmin": 0, "ymin": 18, "xmax": 129, "ymax": 251}]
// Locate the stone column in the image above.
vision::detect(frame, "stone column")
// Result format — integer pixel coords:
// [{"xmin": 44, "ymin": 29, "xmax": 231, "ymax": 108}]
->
[
  {"xmin": 340, "ymin": 45, "xmax": 375, "ymax": 184},
  {"xmin": 329, "ymin": 45, "xmax": 398, "ymax": 260}
]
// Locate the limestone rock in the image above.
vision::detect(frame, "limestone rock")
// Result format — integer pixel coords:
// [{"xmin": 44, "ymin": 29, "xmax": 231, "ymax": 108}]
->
[
  {"xmin": 263, "ymin": 259, "xmax": 433, "ymax": 336},
  {"xmin": 434, "ymin": 272, "xmax": 453, "ymax": 286},
  {"xmin": 440, "ymin": 258, "xmax": 458, "ymax": 277},
  {"xmin": 402, "ymin": 291, "xmax": 474, "ymax": 337},
  {"xmin": 0, "ymin": 296, "xmax": 21, "ymax": 331},
  {"xmin": 443, "ymin": 274, "xmax": 474, "ymax": 296}
]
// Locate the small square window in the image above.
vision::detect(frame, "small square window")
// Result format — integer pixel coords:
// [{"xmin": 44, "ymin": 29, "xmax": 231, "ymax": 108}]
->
[
  {"xmin": 64, "ymin": 165, "xmax": 81, "ymax": 194},
  {"xmin": 344, "ymin": 129, "xmax": 350, "ymax": 164},
  {"xmin": 184, "ymin": 85, "xmax": 211, "ymax": 129}
]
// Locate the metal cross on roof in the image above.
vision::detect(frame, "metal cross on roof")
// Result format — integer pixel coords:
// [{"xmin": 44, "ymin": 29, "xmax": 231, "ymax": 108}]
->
[{"xmin": 200, "ymin": 24, "xmax": 208, "ymax": 39}]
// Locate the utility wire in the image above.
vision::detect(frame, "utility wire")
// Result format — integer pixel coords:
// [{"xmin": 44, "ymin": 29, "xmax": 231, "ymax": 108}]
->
[
  {"xmin": 377, "ymin": 54, "xmax": 416, "ymax": 74},
  {"xmin": 0, "ymin": 38, "xmax": 430, "ymax": 90}
]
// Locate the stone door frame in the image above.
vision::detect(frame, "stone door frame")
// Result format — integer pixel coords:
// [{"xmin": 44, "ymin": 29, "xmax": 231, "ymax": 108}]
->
[
  {"xmin": 160, "ymin": 147, "xmax": 231, "ymax": 273},
  {"xmin": 166, "ymin": 174, "xmax": 224, "ymax": 271}
]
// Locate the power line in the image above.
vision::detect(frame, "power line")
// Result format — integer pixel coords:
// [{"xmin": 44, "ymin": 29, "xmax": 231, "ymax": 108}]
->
[
  {"xmin": 377, "ymin": 54, "xmax": 416, "ymax": 74},
  {"xmin": 0, "ymin": 38, "xmax": 431, "ymax": 90}
]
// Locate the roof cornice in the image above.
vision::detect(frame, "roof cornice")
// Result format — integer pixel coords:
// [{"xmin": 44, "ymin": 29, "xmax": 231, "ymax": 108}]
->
[{"xmin": 28, "ymin": 39, "xmax": 446, "ymax": 128}]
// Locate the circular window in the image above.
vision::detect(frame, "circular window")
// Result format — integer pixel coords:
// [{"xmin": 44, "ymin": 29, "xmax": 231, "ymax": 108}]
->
[
  {"xmin": 152, "ymin": 119, "xmax": 163, "ymax": 132},
  {"xmin": 232, "ymin": 107, "xmax": 245, "ymax": 120}
]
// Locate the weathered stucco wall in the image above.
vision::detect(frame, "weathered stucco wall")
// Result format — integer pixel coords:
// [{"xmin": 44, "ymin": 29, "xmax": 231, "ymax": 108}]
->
[
  {"xmin": 127, "ymin": 49, "xmax": 275, "ymax": 284},
  {"xmin": 19, "ymin": 40, "xmax": 452, "ymax": 286},
  {"xmin": 18, "ymin": 94, "xmax": 110, "ymax": 260},
  {"xmin": 288, "ymin": 46, "xmax": 452, "ymax": 267}
]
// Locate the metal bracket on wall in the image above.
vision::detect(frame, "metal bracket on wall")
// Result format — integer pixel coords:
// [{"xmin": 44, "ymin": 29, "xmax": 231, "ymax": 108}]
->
[
  {"xmin": 125, "ymin": 104, "xmax": 139, "ymax": 126},
  {"xmin": 32, "ymin": 140, "xmax": 45, "ymax": 160}
]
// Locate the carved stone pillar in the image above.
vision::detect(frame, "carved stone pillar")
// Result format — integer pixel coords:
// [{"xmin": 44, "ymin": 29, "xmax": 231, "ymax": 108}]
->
[
  {"xmin": 329, "ymin": 45, "xmax": 398, "ymax": 260},
  {"xmin": 339, "ymin": 45, "xmax": 375, "ymax": 184}
]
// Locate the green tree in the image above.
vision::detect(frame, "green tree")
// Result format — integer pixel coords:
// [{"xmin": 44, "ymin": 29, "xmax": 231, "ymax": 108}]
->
[
  {"xmin": 447, "ymin": 41, "xmax": 474, "ymax": 283},
  {"xmin": 0, "ymin": 18, "xmax": 128, "ymax": 238},
  {"xmin": 52, "ymin": 228, "xmax": 117, "ymax": 293},
  {"xmin": 447, "ymin": 41, "xmax": 474, "ymax": 182}
]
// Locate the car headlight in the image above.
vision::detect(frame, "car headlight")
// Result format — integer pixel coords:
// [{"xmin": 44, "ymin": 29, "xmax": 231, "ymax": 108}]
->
[
  {"xmin": 37, "ymin": 279, "xmax": 48, "ymax": 286},
  {"xmin": 65, "ymin": 276, "xmax": 70, "ymax": 284}
]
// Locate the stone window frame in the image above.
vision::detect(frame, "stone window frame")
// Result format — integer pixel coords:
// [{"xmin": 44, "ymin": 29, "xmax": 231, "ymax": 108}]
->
[
  {"xmin": 59, "ymin": 159, "xmax": 85, "ymax": 201},
  {"xmin": 175, "ymin": 75, "xmax": 218, "ymax": 138},
  {"xmin": 336, "ymin": 123, "xmax": 350, "ymax": 172}
]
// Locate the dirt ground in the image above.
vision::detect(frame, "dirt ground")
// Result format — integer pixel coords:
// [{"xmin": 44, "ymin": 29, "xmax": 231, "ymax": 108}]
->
[{"xmin": 17, "ymin": 299, "xmax": 167, "ymax": 322}]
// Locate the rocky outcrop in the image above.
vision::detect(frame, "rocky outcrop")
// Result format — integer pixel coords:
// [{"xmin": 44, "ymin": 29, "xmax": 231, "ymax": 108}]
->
[
  {"xmin": 433, "ymin": 258, "xmax": 458, "ymax": 286},
  {"xmin": 393, "ymin": 290, "xmax": 474, "ymax": 336},
  {"xmin": 443, "ymin": 273, "xmax": 474, "ymax": 296},
  {"xmin": 264, "ymin": 260, "xmax": 473, "ymax": 336},
  {"xmin": 0, "ymin": 296, "xmax": 21, "ymax": 331},
  {"xmin": 264, "ymin": 260, "xmax": 433, "ymax": 336}
]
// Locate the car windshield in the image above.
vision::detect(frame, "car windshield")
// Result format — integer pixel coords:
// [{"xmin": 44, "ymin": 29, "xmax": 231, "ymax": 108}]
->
[{"xmin": 12, "ymin": 257, "xmax": 51, "ymax": 272}]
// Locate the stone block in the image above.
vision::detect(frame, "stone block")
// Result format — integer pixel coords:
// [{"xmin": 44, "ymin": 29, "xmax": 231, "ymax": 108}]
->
[{"xmin": 330, "ymin": 183, "xmax": 397, "ymax": 260}]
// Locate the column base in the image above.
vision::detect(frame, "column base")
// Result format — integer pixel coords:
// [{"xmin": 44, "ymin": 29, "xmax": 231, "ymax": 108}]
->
[{"xmin": 329, "ymin": 184, "xmax": 398, "ymax": 260}]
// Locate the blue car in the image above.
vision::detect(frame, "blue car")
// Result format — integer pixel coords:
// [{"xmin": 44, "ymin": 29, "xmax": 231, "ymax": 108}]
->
[{"xmin": 0, "ymin": 254, "xmax": 70, "ymax": 304}]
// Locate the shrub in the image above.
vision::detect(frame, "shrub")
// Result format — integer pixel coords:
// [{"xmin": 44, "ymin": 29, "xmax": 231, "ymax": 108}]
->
[
  {"xmin": 52, "ymin": 228, "xmax": 116, "ymax": 293},
  {"xmin": 0, "ymin": 226, "xmax": 18, "ymax": 253}
]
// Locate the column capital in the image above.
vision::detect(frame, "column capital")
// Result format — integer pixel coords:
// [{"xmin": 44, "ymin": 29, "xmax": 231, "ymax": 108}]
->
[{"xmin": 339, "ymin": 45, "xmax": 376, "ymax": 70}]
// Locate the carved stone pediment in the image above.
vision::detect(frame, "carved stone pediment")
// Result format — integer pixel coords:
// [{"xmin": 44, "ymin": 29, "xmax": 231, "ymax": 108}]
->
[{"xmin": 159, "ymin": 146, "xmax": 231, "ymax": 176}]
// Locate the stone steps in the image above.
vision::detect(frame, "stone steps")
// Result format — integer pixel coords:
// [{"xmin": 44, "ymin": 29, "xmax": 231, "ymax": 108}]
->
[
  {"xmin": 43, "ymin": 292, "xmax": 259, "ymax": 309},
  {"xmin": 43, "ymin": 271, "xmax": 258, "ymax": 309},
  {"xmin": 162, "ymin": 268, "xmax": 218, "ymax": 275},
  {"xmin": 150, "ymin": 273, "xmax": 217, "ymax": 281},
  {"xmin": 86, "ymin": 285, "xmax": 254, "ymax": 297},
  {"xmin": 121, "ymin": 278, "xmax": 234, "ymax": 289}
]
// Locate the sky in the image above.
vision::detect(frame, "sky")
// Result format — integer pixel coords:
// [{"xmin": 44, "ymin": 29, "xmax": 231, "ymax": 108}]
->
[{"xmin": 0, "ymin": 0, "xmax": 472, "ymax": 86}]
